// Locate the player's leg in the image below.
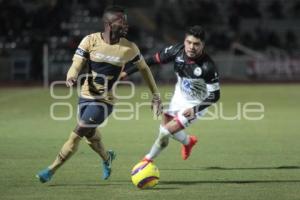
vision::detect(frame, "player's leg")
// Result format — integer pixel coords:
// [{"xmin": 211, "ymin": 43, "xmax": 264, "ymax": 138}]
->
[
  {"xmin": 163, "ymin": 94, "xmax": 205, "ymax": 160},
  {"xmin": 144, "ymin": 114, "xmax": 173, "ymax": 161},
  {"xmin": 168, "ymin": 109, "xmax": 208, "ymax": 160},
  {"xmin": 49, "ymin": 131, "xmax": 82, "ymax": 172},
  {"xmin": 46, "ymin": 101, "xmax": 100, "ymax": 173},
  {"xmin": 161, "ymin": 113, "xmax": 191, "ymax": 152},
  {"xmin": 161, "ymin": 113, "xmax": 174, "ymax": 125},
  {"xmin": 144, "ymin": 110, "xmax": 194, "ymax": 160},
  {"xmin": 81, "ymin": 101, "xmax": 115, "ymax": 179},
  {"xmin": 36, "ymin": 129, "xmax": 83, "ymax": 183},
  {"xmin": 161, "ymin": 113, "xmax": 190, "ymax": 145},
  {"xmin": 85, "ymin": 128, "xmax": 116, "ymax": 179},
  {"xmin": 36, "ymin": 101, "xmax": 92, "ymax": 183},
  {"xmin": 85, "ymin": 129, "xmax": 108, "ymax": 161}
]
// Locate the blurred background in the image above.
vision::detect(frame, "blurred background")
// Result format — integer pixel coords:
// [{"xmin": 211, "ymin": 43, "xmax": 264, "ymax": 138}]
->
[{"xmin": 0, "ymin": 0, "xmax": 300, "ymax": 85}]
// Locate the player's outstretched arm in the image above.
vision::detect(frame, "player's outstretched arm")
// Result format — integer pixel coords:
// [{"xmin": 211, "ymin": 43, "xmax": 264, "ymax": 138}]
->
[
  {"xmin": 121, "ymin": 53, "xmax": 161, "ymax": 78},
  {"xmin": 135, "ymin": 59, "xmax": 163, "ymax": 116}
]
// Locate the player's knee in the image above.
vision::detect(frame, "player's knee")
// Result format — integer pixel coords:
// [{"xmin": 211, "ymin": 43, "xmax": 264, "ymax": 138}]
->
[
  {"xmin": 157, "ymin": 125, "xmax": 170, "ymax": 148},
  {"xmin": 155, "ymin": 136, "xmax": 169, "ymax": 148},
  {"xmin": 159, "ymin": 125, "xmax": 170, "ymax": 136},
  {"xmin": 160, "ymin": 137, "xmax": 169, "ymax": 148}
]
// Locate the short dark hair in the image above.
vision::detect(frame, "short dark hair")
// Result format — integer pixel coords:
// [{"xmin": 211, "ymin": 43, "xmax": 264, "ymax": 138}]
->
[
  {"xmin": 103, "ymin": 6, "xmax": 125, "ymax": 15},
  {"xmin": 102, "ymin": 5, "xmax": 126, "ymax": 23},
  {"xmin": 185, "ymin": 25, "xmax": 205, "ymax": 41}
]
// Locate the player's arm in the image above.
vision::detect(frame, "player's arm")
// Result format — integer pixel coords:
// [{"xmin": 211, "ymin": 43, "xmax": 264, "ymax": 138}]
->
[
  {"xmin": 183, "ymin": 89, "xmax": 220, "ymax": 119},
  {"xmin": 66, "ymin": 36, "xmax": 91, "ymax": 87},
  {"xmin": 122, "ymin": 43, "xmax": 183, "ymax": 78},
  {"xmin": 134, "ymin": 58, "xmax": 163, "ymax": 116},
  {"xmin": 192, "ymin": 89, "xmax": 220, "ymax": 113},
  {"xmin": 127, "ymin": 54, "xmax": 163, "ymax": 116}
]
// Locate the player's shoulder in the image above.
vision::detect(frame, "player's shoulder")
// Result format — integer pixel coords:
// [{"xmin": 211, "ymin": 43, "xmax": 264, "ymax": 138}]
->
[
  {"xmin": 120, "ymin": 38, "xmax": 138, "ymax": 49},
  {"xmin": 163, "ymin": 43, "xmax": 184, "ymax": 54},
  {"xmin": 79, "ymin": 32, "xmax": 101, "ymax": 45},
  {"xmin": 200, "ymin": 53, "xmax": 219, "ymax": 81},
  {"xmin": 171, "ymin": 43, "xmax": 184, "ymax": 51},
  {"xmin": 120, "ymin": 38, "xmax": 141, "ymax": 57},
  {"xmin": 201, "ymin": 53, "xmax": 216, "ymax": 67},
  {"xmin": 85, "ymin": 32, "xmax": 101, "ymax": 41}
]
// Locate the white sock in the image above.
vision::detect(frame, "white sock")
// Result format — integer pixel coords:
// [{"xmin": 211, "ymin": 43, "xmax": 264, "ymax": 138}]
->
[
  {"xmin": 172, "ymin": 130, "xmax": 189, "ymax": 145},
  {"xmin": 145, "ymin": 125, "xmax": 170, "ymax": 160}
]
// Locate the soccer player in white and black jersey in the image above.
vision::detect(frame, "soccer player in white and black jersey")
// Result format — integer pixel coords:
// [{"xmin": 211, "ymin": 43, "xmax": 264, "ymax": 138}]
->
[{"xmin": 123, "ymin": 25, "xmax": 220, "ymax": 161}]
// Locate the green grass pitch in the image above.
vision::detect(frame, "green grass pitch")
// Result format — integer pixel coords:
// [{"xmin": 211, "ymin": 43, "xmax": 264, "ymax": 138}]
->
[{"xmin": 0, "ymin": 84, "xmax": 300, "ymax": 200}]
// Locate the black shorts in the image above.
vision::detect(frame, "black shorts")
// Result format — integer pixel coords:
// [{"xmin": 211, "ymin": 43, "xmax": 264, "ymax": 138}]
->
[{"xmin": 78, "ymin": 97, "xmax": 113, "ymax": 127}]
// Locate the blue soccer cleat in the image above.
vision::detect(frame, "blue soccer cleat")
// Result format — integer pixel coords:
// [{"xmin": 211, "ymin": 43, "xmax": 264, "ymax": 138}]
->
[
  {"xmin": 36, "ymin": 168, "xmax": 53, "ymax": 183},
  {"xmin": 102, "ymin": 150, "xmax": 116, "ymax": 180}
]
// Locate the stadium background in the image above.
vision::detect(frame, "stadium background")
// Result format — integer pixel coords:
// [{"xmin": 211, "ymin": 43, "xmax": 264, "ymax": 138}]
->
[
  {"xmin": 1, "ymin": 0, "xmax": 300, "ymax": 83},
  {"xmin": 1, "ymin": 0, "xmax": 300, "ymax": 200}
]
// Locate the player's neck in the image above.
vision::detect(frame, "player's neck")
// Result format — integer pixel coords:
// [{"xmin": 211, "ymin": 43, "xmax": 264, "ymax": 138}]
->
[
  {"xmin": 185, "ymin": 51, "xmax": 204, "ymax": 61},
  {"xmin": 101, "ymin": 32, "xmax": 120, "ymax": 45}
]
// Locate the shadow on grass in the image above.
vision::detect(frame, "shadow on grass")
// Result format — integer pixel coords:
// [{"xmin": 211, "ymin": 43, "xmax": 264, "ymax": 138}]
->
[
  {"xmin": 48, "ymin": 183, "xmax": 125, "ymax": 187},
  {"xmin": 48, "ymin": 180, "xmax": 180, "ymax": 190},
  {"xmin": 160, "ymin": 180, "xmax": 300, "ymax": 185},
  {"xmin": 159, "ymin": 166, "xmax": 300, "ymax": 185},
  {"xmin": 161, "ymin": 165, "xmax": 300, "ymax": 171},
  {"xmin": 48, "ymin": 182, "xmax": 179, "ymax": 190}
]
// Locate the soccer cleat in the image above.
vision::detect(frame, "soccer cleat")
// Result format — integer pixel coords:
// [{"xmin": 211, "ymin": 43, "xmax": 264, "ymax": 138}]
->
[
  {"xmin": 181, "ymin": 135, "xmax": 198, "ymax": 160},
  {"xmin": 102, "ymin": 150, "xmax": 116, "ymax": 180},
  {"xmin": 36, "ymin": 168, "xmax": 53, "ymax": 183}
]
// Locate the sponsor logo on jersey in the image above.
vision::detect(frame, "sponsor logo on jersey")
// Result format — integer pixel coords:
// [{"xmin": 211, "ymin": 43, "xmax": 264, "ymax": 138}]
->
[
  {"xmin": 180, "ymin": 78, "xmax": 207, "ymax": 100},
  {"xmin": 94, "ymin": 52, "xmax": 122, "ymax": 63},
  {"xmin": 182, "ymin": 79, "xmax": 191, "ymax": 90}
]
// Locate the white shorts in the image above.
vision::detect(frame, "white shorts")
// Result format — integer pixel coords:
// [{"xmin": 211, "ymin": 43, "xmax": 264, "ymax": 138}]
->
[{"xmin": 164, "ymin": 88, "xmax": 207, "ymax": 128}]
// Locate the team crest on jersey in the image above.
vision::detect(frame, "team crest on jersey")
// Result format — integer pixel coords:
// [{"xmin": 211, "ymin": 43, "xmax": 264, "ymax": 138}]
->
[{"xmin": 193, "ymin": 67, "xmax": 202, "ymax": 76}]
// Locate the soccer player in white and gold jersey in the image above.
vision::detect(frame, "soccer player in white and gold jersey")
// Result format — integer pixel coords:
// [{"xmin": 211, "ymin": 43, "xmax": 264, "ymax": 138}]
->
[{"xmin": 36, "ymin": 6, "xmax": 162, "ymax": 183}]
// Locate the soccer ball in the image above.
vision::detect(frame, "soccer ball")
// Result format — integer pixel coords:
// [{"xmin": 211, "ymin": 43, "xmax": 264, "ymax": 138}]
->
[{"xmin": 131, "ymin": 161, "xmax": 160, "ymax": 189}]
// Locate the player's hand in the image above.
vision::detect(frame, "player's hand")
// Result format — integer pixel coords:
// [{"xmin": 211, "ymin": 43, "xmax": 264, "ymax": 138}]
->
[
  {"xmin": 151, "ymin": 94, "xmax": 163, "ymax": 117},
  {"xmin": 182, "ymin": 108, "xmax": 196, "ymax": 120},
  {"xmin": 120, "ymin": 72, "xmax": 128, "ymax": 80},
  {"xmin": 66, "ymin": 77, "xmax": 77, "ymax": 87}
]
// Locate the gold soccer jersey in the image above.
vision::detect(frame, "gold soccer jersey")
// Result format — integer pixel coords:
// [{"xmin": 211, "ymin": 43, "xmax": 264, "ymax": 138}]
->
[{"xmin": 67, "ymin": 32, "xmax": 150, "ymax": 104}]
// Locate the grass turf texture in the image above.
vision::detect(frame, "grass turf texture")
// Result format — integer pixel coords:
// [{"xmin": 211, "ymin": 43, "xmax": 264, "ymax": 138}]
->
[{"xmin": 0, "ymin": 84, "xmax": 300, "ymax": 200}]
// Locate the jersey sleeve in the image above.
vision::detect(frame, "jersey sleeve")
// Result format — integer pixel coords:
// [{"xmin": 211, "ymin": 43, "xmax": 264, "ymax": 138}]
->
[
  {"xmin": 204, "ymin": 60, "xmax": 220, "ymax": 92},
  {"xmin": 146, "ymin": 43, "xmax": 184, "ymax": 65},
  {"xmin": 125, "ymin": 43, "xmax": 159, "ymax": 95},
  {"xmin": 73, "ymin": 35, "xmax": 91, "ymax": 61},
  {"xmin": 123, "ymin": 42, "xmax": 144, "ymax": 72},
  {"xmin": 67, "ymin": 35, "xmax": 91, "ymax": 80}
]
